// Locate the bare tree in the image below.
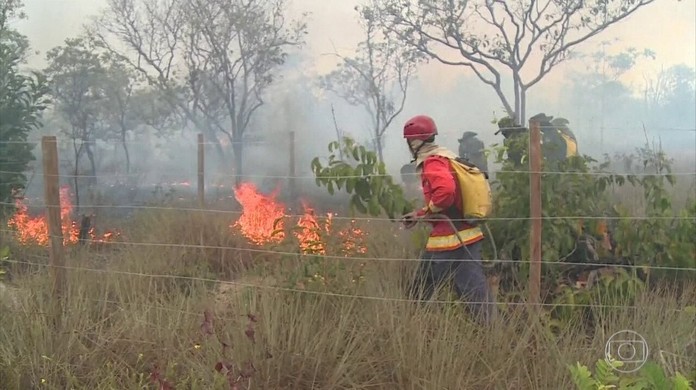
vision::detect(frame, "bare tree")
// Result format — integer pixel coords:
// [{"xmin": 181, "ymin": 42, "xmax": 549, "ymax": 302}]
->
[
  {"xmin": 44, "ymin": 38, "xmax": 106, "ymax": 212},
  {"xmin": 367, "ymin": 0, "xmax": 655, "ymax": 124},
  {"xmin": 643, "ymin": 64, "xmax": 696, "ymax": 126},
  {"xmin": 99, "ymin": 54, "xmax": 142, "ymax": 174},
  {"xmin": 92, "ymin": 0, "xmax": 307, "ymax": 185},
  {"xmin": 320, "ymin": 6, "xmax": 419, "ymax": 163}
]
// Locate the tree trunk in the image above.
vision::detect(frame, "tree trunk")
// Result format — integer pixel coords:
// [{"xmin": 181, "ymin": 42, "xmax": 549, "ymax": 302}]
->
[
  {"xmin": 232, "ymin": 138, "xmax": 244, "ymax": 188},
  {"xmin": 85, "ymin": 142, "xmax": 97, "ymax": 187},
  {"xmin": 121, "ymin": 130, "xmax": 130, "ymax": 174},
  {"xmin": 513, "ymin": 71, "xmax": 521, "ymax": 123},
  {"xmin": 520, "ymin": 88, "xmax": 527, "ymax": 124},
  {"xmin": 72, "ymin": 139, "xmax": 81, "ymax": 215},
  {"xmin": 375, "ymin": 133, "xmax": 384, "ymax": 163},
  {"xmin": 330, "ymin": 104, "xmax": 344, "ymax": 160},
  {"xmin": 206, "ymin": 130, "xmax": 228, "ymax": 173},
  {"xmin": 84, "ymin": 141, "xmax": 98, "ymax": 212}
]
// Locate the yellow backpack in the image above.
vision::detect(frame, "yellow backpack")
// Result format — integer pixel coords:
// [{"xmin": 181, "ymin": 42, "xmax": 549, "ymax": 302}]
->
[
  {"xmin": 447, "ymin": 157, "xmax": 493, "ymax": 220},
  {"xmin": 558, "ymin": 131, "xmax": 578, "ymax": 158}
]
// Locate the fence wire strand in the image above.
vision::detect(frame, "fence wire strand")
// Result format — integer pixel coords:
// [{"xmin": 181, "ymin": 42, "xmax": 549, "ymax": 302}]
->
[
  {"xmin": 1, "ymin": 257, "xmax": 674, "ymax": 310},
  {"xmin": 1, "ymin": 200, "xmax": 694, "ymax": 221},
  {"xmin": 1, "ymin": 169, "xmax": 695, "ymax": 179},
  {"xmin": 2, "ymin": 228, "xmax": 695, "ymax": 272}
]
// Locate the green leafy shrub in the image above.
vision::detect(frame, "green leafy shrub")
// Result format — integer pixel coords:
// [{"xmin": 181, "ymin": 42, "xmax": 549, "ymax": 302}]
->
[
  {"xmin": 308, "ymin": 129, "xmax": 695, "ymax": 318},
  {"xmin": 310, "ymin": 137, "xmax": 414, "ymax": 219},
  {"xmin": 486, "ymin": 131, "xmax": 695, "ymax": 300},
  {"xmin": 0, "ymin": 26, "xmax": 50, "ymax": 217},
  {"xmin": 569, "ymin": 359, "xmax": 694, "ymax": 390},
  {"xmin": 486, "ymin": 137, "xmax": 622, "ymax": 293},
  {"xmin": 0, "ymin": 246, "xmax": 8, "ymax": 281}
]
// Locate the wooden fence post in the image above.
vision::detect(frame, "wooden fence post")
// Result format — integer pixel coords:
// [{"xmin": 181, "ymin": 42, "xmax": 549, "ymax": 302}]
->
[
  {"xmin": 528, "ymin": 119, "xmax": 543, "ymax": 306},
  {"xmin": 42, "ymin": 136, "xmax": 66, "ymax": 326},
  {"xmin": 198, "ymin": 133, "xmax": 205, "ymax": 208}
]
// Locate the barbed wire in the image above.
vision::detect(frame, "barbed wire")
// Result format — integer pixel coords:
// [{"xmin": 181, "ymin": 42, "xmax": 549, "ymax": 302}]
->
[
  {"xmin": 3, "ymin": 257, "xmax": 688, "ymax": 310},
  {"xmin": 2, "ymin": 229, "xmax": 695, "ymax": 272}
]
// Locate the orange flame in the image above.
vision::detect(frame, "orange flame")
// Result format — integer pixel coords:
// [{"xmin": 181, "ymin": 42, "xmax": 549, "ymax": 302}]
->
[
  {"xmin": 338, "ymin": 221, "xmax": 367, "ymax": 256},
  {"xmin": 231, "ymin": 182, "xmax": 367, "ymax": 256},
  {"xmin": 232, "ymin": 182, "xmax": 286, "ymax": 245},
  {"xmin": 295, "ymin": 201, "xmax": 327, "ymax": 255},
  {"xmin": 7, "ymin": 185, "xmax": 119, "ymax": 246}
]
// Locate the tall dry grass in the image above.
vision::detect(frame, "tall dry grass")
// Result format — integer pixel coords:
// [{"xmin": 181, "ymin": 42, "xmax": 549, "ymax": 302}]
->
[{"xmin": 1, "ymin": 210, "xmax": 694, "ymax": 389}]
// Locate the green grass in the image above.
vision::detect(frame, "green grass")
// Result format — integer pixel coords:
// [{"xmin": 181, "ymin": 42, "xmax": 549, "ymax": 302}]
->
[{"xmin": 1, "ymin": 210, "xmax": 694, "ymax": 389}]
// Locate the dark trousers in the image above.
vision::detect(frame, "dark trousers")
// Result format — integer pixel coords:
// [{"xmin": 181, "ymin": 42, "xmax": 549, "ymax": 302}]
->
[{"xmin": 408, "ymin": 241, "xmax": 497, "ymax": 325}]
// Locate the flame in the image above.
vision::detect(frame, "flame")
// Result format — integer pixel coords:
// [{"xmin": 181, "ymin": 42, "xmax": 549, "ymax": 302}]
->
[
  {"xmin": 231, "ymin": 182, "xmax": 367, "ymax": 256},
  {"xmin": 7, "ymin": 185, "xmax": 119, "ymax": 246},
  {"xmin": 232, "ymin": 182, "xmax": 286, "ymax": 245},
  {"xmin": 338, "ymin": 220, "xmax": 367, "ymax": 256},
  {"xmin": 295, "ymin": 201, "xmax": 327, "ymax": 255}
]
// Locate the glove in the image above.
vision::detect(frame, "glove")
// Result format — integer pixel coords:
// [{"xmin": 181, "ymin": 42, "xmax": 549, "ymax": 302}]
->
[{"xmin": 401, "ymin": 209, "xmax": 425, "ymax": 229}]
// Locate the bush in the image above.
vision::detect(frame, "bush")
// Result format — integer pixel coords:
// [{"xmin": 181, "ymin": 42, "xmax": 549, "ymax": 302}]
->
[{"xmin": 569, "ymin": 359, "xmax": 694, "ymax": 390}]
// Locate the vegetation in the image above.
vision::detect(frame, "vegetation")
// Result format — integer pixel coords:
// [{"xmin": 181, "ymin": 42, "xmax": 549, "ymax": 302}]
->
[
  {"xmin": 311, "ymin": 137, "xmax": 414, "ymax": 219},
  {"xmin": 570, "ymin": 359, "xmax": 694, "ymax": 390},
  {"xmin": 92, "ymin": 0, "xmax": 308, "ymax": 186},
  {"xmin": 308, "ymin": 128, "xmax": 695, "ymax": 330},
  {"xmin": 319, "ymin": 6, "xmax": 420, "ymax": 163},
  {"xmin": 1, "ymin": 208, "xmax": 694, "ymax": 388},
  {"xmin": 1, "ymin": 0, "xmax": 694, "ymax": 388},
  {"xmin": 0, "ymin": 1, "xmax": 49, "ymax": 217},
  {"xmin": 487, "ymin": 125, "xmax": 696, "ymax": 293},
  {"xmin": 365, "ymin": 0, "xmax": 656, "ymax": 123}
]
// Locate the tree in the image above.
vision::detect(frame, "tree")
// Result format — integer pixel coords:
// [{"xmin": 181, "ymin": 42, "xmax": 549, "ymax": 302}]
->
[
  {"xmin": 644, "ymin": 64, "xmax": 696, "ymax": 126},
  {"xmin": 93, "ymin": 0, "xmax": 308, "ymax": 186},
  {"xmin": 99, "ymin": 54, "xmax": 142, "ymax": 174},
  {"xmin": 0, "ymin": 0, "xmax": 50, "ymax": 217},
  {"xmin": 44, "ymin": 38, "xmax": 107, "ymax": 211},
  {"xmin": 366, "ymin": 0, "xmax": 656, "ymax": 124},
  {"xmin": 320, "ymin": 6, "xmax": 420, "ymax": 163},
  {"xmin": 565, "ymin": 43, "xmax": 655, "ymax": 148},
  {"xmin": 311, "ymin": 137, "xmax": 414, "ymax": 219}
]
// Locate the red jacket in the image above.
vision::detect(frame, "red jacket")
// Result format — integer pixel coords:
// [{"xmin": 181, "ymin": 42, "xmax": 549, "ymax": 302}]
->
[{"xmin": 415, "ymin": 155, "xmax": 484, "ymax": 251}]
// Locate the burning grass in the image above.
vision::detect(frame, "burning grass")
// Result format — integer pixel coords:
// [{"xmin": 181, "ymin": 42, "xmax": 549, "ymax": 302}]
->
[
  {"xmin": 7, "ymin": 185, "xmax": 120, "ymax": 246},
  {"xmin": 1, "ymin": 185, "xmax": 695, "ymax": 388}
]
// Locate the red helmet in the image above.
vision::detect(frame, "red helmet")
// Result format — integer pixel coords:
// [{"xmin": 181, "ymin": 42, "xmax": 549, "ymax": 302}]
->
[{"xmin": 403, "ymin": 115, "xmax": 438, "ymax": 141}]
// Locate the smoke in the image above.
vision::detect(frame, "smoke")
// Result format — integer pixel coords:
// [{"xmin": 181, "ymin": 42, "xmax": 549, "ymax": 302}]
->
[
  {"xmin": 13, "ymin": 1, "xmax": 696, "ymax": 215},
  {"xmin": 19, "ymin": 55, "xmax": 694, "ymax": 215}
]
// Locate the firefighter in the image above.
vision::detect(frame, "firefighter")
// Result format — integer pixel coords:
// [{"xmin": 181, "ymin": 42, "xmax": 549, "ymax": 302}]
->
[
  {"xmin": 551, "ymin": 117, "xmax": 579, "ymax": 158},
  {"xmin": 531, "ymin": 113, "xmax": 579, "ymax": 167},
  {"xmin": 399, "ymin": 114, "xmax": 496, "ymax": 325},
  {"xmin": 495, "ymin": 114, "xmax": 579, "ymax": 167},
  {"xmin": 494, "ymin": 117, "xmax": 527, "ymax": 167},
  {"xmin": 496, "ymin": 114, "xmax": 609, "ymax": 273},
  {"xmin": 457, "ymin": 131, "xmax": 488, "ymax": 172}
]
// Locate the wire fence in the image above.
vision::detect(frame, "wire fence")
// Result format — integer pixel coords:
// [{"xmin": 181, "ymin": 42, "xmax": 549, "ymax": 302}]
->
[
  {"xmin": 2, "ymin": 228, "xmax": 695, "ymax": 272},
  {"xmin": 1, "ymin": 133, "xmax": 695, "ymax": 314},
  {"xmin": 2, "ymin": 169, "xmax": 696, "ymax": 179},
  {"xmin": 1, "ymin": 200, "xmax": 695, "ymax": 221},
  {"xmin": 3, "ymin": 257, "xmax": 693, "ymax": 311},
  {"xmin": 1, "ymin": 124, "xmax": 694, "ymax": 147}
]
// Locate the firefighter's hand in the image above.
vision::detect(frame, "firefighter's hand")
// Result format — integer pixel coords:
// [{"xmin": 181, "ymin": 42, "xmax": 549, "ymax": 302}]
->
[{"xmin": 400, "ymin": 211, "xmax": 421, "ymax": 229}]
